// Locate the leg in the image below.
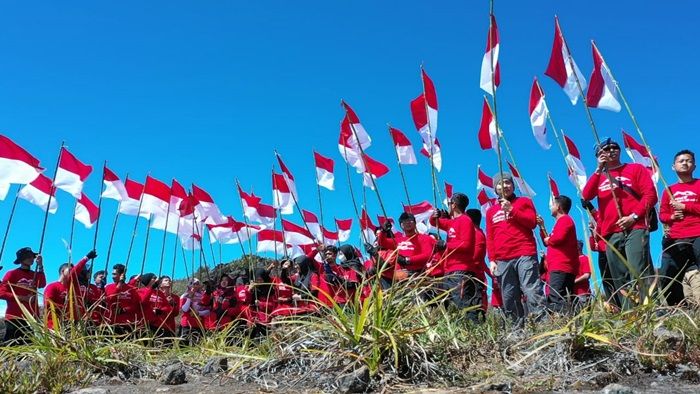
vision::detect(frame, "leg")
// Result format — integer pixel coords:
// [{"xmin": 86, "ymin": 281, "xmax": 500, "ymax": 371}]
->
[
  {"xmin": 496, "ymin": 259, "xmax": 524, "ymax": 326},
  {"xmin": 598, "ymin": 251, "xmax": 619, "ymax": 306},
  {"xmin": 659, "ymin": 237, "xmax": 688, "ymax": 306},
  {"xmin": 606, "ymin": 232, "xmax": 631, "ymax": 307},
  {"xmin": 624, "ymin": 229, "xmax": 651, "ymax": 304},
  {"xmin": 462, "ymin": 272, "xmax": 484, "ymax": 323},
  {"xmin": 517, "ymin": 255, "xmax": 546, "ymax": 320},
  {"xmin": 547, "ymin": 271, "xmax": 569, "ymax": 313}
]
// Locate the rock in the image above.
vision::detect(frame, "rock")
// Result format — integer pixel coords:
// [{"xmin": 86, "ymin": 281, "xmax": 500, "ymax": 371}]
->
[
  {"xmin": 677, "ymin": 364, "xmax": 700, "ymax": 383},
  {"xmin": 653, "ymin": 327, "xmax": 684, "ymax": 347},
  {"xmin": 336, "ymin": 365, "xmax": 370, "ymax": 393},
  {"xmin": 202, "ymin": 357, "xmax": 228, "ymax": 375},
  {"xmin": 602, "ymin": 383, "xmax": 636, "ymax": 394},
  {"xmin": 160, "ymin": 363, "xmax": 187, "ymax": 385},
  {"xmin": 155, "ymin": 388, "xmax": 170, "ymax": 392},
  {"xmin": 70, "ymin": 389, "xmax": 108, "ymax": 394}
]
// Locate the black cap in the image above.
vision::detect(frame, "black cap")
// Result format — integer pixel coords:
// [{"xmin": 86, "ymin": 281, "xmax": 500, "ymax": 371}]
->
[
  {"xmin": 13, "ymin": 247, "xmax": 37, "ymax": 265},
  {"xmin": 593, "ymin": 137, "xmax": 620, "ymax": 157}
]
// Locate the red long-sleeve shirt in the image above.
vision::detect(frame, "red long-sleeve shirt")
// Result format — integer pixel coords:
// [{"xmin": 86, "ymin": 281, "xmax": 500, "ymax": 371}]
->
[
  {"xmin": 0, "ymin": 267, "xmax": 46, "ymax": 321},
  {"xmin": 43, "ymin": 257, "xmax": 90, "ymax": 329},
  {"xmin": 574, "ymin": 255, "xmax": 592, "ymax": 295},
  {"xmin": 377, "ymin": 231, "xmax": 435, "ymax": 272},
  {"xmin": 79, "ymin": 283, "xmax": 104, "ymax": 324},
  {"xmin": 659, "ymin": 179, "xmax": 700, "ymax": 239},
  {"xmin": 581, "ymin": 163, "xmax": 658, "ymax": 237},
  {"xmin": 104, "ymin": 282, "xmax": 142, "ymax": 326},
  {"xmin": 486, "ymin": 196, "xmax": 538, "ymax": 261},
  {"xmin": 474, "ymin": 227, "xmax": 487, "ymax": 273},
  {"xmin": 148, "ymin": 290, "xmax": 180, "ymax": 333},
  {"xmin": 544, "ymin": 214, "xmax": 578, "ymax": 274},
  {"xmin": 429, "ymin": 214, "xmax": 476, "ymax": 273}
]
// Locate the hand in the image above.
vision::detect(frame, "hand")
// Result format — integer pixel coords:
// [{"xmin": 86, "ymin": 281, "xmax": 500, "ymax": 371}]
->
[
  {"xmin": 670, "ymin": 200, "xmax": 686, "ymax": 211},
  {"xmin": 282, "ymin": 260, "xmax": 291, "ymax": 270},
  {"xmin": 431, "ymin": 209, "xmax": 441, "ymax": 220},
  {"xmin": 489, "ymin": 261, "xmax": 498, "ymax": 276},
  {"xmin": 435, "ymin": 239, "xmax": 447, "ymax": 252},
  {"xmin": 381, "ymin": 221, "xmax": 393, "ymax": 233},
  {"xmin": 35, "ymin": 255, "xmax": 43, "ymax": 270},
  {"xmin": 440, "ymin": 209, "xmax": 451, "ymax": 218},
  {"xmin": 615, "ymin": 215, "xmax": 636, "ymax": 230},
  {"xmin": 671, "ymin": 210, "xmax": 684, "ymax": 220},
  {"xmin": 292, "ymin": 294, "xmax": 302, "ymax": 301},
  {"xmin": 397, "ymin": 255, "xmax": 408, "ymax": 267},
  {"xmin": 581, "ymin": 199, "xmax": 595, "ymax": 212},
  {"xmin": 119, "ymin": 273, "xmax": 126, "ymax": 283},
  {"xmin": 596, "ymin": 152, "xmax": 610, "ymax": 170},
  {"xmin": 86, "ymin": 250, "xmax": 98, "ymax": 260},
  {"xmin": 535, "ymin": 215, "xmax": 544, "ymax": 226},
  {"xmin": 364, "ymin": 243, "xmax": 378, "ymax": 257},
  {"xmin": 499, "ymin": 199, "xmax": 512, "ymax": 214},
  {"xmin": 543, "ymin": 236, "xmax": 550, "ymax": 246}
]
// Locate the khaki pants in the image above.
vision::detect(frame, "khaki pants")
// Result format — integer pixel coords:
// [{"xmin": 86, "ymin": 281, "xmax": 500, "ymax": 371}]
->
[{"xmin": 683, "ymin": 269, "xmax": 700, "ymax": 307}]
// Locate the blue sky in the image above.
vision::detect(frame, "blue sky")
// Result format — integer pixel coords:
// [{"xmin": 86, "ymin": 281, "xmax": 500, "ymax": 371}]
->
[{"xmin": 0, "ymin": 1, "xmax": 698, "ymax": 296}]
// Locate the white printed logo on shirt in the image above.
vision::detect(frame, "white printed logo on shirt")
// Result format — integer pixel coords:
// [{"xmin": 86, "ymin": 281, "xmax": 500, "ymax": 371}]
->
[
  {"xmin": 673, "ymin": 190, "xmax": 698, "ymax": 204},
  {"xmin": 397, "ymin": 240, "xmax": 415, "ymax": 252},
  {"xmin": 599, "ymin": 176, "xmax": 632, "ymax": 192},
  {"xmin": 491, "ymin": 210, "xmax": 506, "ymax": 224}
]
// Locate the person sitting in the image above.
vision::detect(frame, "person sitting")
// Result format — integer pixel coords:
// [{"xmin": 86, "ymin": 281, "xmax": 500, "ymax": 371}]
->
[{"xmin": 180, "ymin": 278, "xmax": 210, "ymax": 345}]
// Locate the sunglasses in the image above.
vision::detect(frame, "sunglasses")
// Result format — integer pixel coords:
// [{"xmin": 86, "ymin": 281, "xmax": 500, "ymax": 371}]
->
[{"xmin": 600, "ymin": 145, "xmax": 620, "ymax": 152}]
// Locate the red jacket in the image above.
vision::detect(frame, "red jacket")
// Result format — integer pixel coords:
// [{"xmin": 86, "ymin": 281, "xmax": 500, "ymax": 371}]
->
[
  {"xmin": 43, "ymin": 257, "xmax": 90, "ymax": 329},
  {"xmin": 582, "ymin": 163, "xmax": 658, "ymax": 237},
  {"xmin": 474, "ymin": 227, "xmax": 487, "ymax": 274},
  {"xmin": 429, "ymin": 214, "xmax": 476, "ymax": 273},
  {"xmin": 377, "ymin": 231, "xmax": 436, "ymax": 272},
  {"xmin": 660, "ymin": 179, "xmax": 700, "ymax": 239},
  {"xmin": 147, "ymin": 290, "xmax": 180, "ymax": 333},
  {"xmin": 104, "ymin": 282, "xmax": 142, "ymax": 326},
  {"xmin": 0, "ymin": 267, "xmax": 46, "ymax": 321},
  {"xmin": 545, "ymin": 215, "xmax": 578, "ymax": 274},
  {"xmin": 486, "ymin": 196, "xmax": 538, "ymax": 261}
]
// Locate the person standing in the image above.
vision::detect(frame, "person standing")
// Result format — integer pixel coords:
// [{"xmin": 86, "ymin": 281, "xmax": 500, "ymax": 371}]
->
[
  {"xmin": 43, "ymin": 250, "xmax": 97, "ymax": 330},
  {"xmin": 0, "ymin": 247, "xmax": 46, "ymax": 344}
]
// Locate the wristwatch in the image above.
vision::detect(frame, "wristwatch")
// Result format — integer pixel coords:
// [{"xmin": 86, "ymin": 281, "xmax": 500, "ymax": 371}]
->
[{"xmin": 630, "ymin": 213, "xmax": 639, "ymax": 221}]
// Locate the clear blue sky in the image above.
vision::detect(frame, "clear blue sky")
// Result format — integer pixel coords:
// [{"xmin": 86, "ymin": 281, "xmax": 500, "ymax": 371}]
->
[{"xmin": 0, "ymin": 1, "xmax": 697, "ymax": 292}]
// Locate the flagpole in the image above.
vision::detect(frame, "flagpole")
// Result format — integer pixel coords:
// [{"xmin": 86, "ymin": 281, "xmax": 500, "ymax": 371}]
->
[
  {"xmin": 83, "ymin": 161, "xmax": 106, "ymax": 306},
  {"xmin": 68, "ymin": 199, "xmax": 78, "ymax": 263},
  {"xmin": 235, "ymin": 179, "xmax": 255, "ymax": 258},
  {"xmin": 193, "ymin": 214, "xmax": 210, "ymax": 281},
  {"xmin": 388, "ymin": 124, "xmax": 413, "ymax": 207},
  {"xmin": 104, "ymin": 173, "xmax": 128, "ymax": 279},
  {"xmin": 342, "ymin": 143, "xmax": 369, "ymax": 245},
  {"xmin": 419, "ymin": 66, "xmax": 440, "ymax": 210},
  {"xmin": 206, "ymin": 225, "xmax": 218, "ymax": 267},
  {"xmin": 38, "ymin": 142, "xmax": 64, "ymax": 254},
  {"xmin": 170, "ymin": 215, "xmax": 181, "ymax": 279},
  {"xmin": 0, "ymin": 187, "xmax": 20, "ymax": 262},
  {"xmin": 274, "ymin": 151, "xmax": 317, "ymax": 242},
  {"xmin": 313, "ymin": 150, "xmax": 327, "ymax": 245},
  {"xmin": 124, "ymin": 179, "xmax": 146, "ymax": 274},
  {"xmin": 271, "ymin": 166, "xmax": 287, "ymax": 260},
  {"xmin": 486, "ymin": 3, "xmax": 505, "ymax": 200},
  {"xmin": 157, "ymin": 186, "xmax": 174, "ymax": 278},
  {"xmin": 139, "ymin": 214, "xmax": 153, "ymax": 276}
]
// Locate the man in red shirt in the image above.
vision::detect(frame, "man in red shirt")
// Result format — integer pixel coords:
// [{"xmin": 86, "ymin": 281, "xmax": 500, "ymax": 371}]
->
[
  {"xmin": 659, "ymin": 149, "xmax": 700, "ymax": 306},
  {"xmin": 0, "ymin": 247, "xmax": 46, "ymax": 344},
  {"xmin": 44, "ymin": 250, "xmax": 97, "ymax": 330},
  {"xmin": 430, "ymin": 192, "xmax": 481, "ymax": 321},
  {"xmin": 582, "ymin": 138, "xmax": 658, "ymax": 308},
  {"xmin": 574, "ymin": 241, "xmax": 592, "ymax": 301},
  {"xmin": 103, "ymin": 263, "xmax": 142, "ymax": 334},
  {"xmin": 486, "ymin": 173, "xmax": 545, "ymax": 327},
  {"xmin": 537, "ymin": 196, "xmax": 578, "ymax": 313},
  {"xmin": 376, "ymin": 212, "xmax": 435, "ymax": 288}
]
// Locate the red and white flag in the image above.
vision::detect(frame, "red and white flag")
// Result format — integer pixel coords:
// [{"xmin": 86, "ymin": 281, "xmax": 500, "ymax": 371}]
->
[
  {"xmin": 480, "ymin": 14, "xmax": 501, "ymax": 95},
  {"xmin": 622, "ymin": 130, "xmax": 658, "ymax": 183},
  {"xmin": 403, "ymin": 200, "xmax": 435, "ymax": 234},
  {"xmin": 360, "ymin": 208, "xmax": 377, "ymax": 244},
  {"xmin": 237, "ymin": 184, "xmax": 275, "ymax": 228},
  {"xmin": 302, "ymin": 209, "xmax": 322, "ymax": 240},
  {"xmin": 18, "ymin": 174, "xmax": 58, "ymax": 213},
  {"xmin": 0, "ymin": 183, "xmax": 9, "ymax": 201},
  {"xmin": 75, "ymin": 193, "xmax": 99, "ymax": 229},
  {"xmin": 282, "ymin": 219, "xmax": 315, "ymax": 246},
  {"xmin": 586, "ymin": 42, "xmax": 621, "ymax": 112},
  {"xmin": 321, "ymin": 226, "xmax": 339, "ymax": 245},
  {"xmin": 563, "ymin": 134, "xmax": 587, "ymax": 190},
  {"xmin": 272, "ymin": 172, "xmax": 294, "ymax": 215},
  {"xmin": 208, "ymin": 216, "xmax": 261, "ymax": 244},
  {"xmin": 151, "ymin": 179, "xmax": 187, "ymax": 234},
  {"xmin": 389, "ymin": 127, "xmax": 417, "ymax": 165},
  {"xmin": 507, "ymin": 162, "xmax": 536, "ymax": 197},
  {"xmin": 478, "ymin": 98, "xmax": 498, "ymax": 150},
  {"xmin": 101, "ymin": 166, "xmax": 128, "ymax": 202},
  {"xmin": 361, "ymin": 154, "xmax": 390, "ymax": 190},
  {"xmin": 420, "ymin": 138, "xmax": 442, "ymax": 172},
  {"xmin": 339, "ymin": 101, "xmax": 372, "ymax": 172},
  {"xmin": 256, "ymin": 229, "xmax": 286, "ymax": 255},
  {"xmin": 529, "ymin": 78, "xmax": 551, "ymax": 149},
  {"xmin": 54, "ymin": 147, "xmax": 92, "ymax": 198},
  {"xmin": 180, "ymin": 233, "xmax": 202, "ymax": 251},
  {"xmin": 314, "ymin": 151, "xmax": 335, "ymax": 191},
  {"xmin": 544, "ymin": 17, "xmax": 587, "ymax": 105},
  {"xmin": 192, "ymin": 184, "xmax": 226, "ymax": 224},
  {"xmin": 547, "ymin": 174, "xmax": 561, "ymax": 209},
  {"xmin": 335, "ymin": 218, "xmax": 352, "ymax": 242},
  {"xmin": 476, "ymin": 165, "xmax": 496, "ymax": 197},
  {"xmin": 410, "ymin": 68, "xmax": 439, "ymax": 145},
  {"xmin": 443, "ymin": 181, "xmax": 453, "ymax": 207},
  {"xmin": 477, "ymin": 189, "xmax": 495, "ymax": 217},
  {"xmin": 0, "ymin": 135, "xmax": 42, "ymax": 188},
  {"xmin": 119, "ymin": 179, "xmax": 148, "ymax": 218},
  {"xmin": 276, "ymin": 153, "xmax": 298, "ymax": 200},
  {"xmin": 141, "ymin": 175, "xmax": 171, "ymax": 218}
]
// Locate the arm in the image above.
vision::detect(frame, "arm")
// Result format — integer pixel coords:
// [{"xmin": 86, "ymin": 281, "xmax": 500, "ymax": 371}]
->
[
  {"xmin": 181, "ymin": 295, "xmax": 192, "ymax": 313},
  {"xmin": 510, "ymin": 198, "xmax": 537, "ymax": 230},
  {"xmin": 377, "ymin": 230, "xmax": 398, "ymax": 249},
  {"xmin": 581, "ymin": 172, "xmax": 601, "ymax": 201},
  {"xmin": 486, "ymin": 210, "xmax": 495, "ymax": 260},
  {"xmin": 407, "ymin": 235, "xmax": 435, "ymax": 267},
  {"xmin": 658, "ymin": 190, "xmax": 673, "ymax": 223},
  {"xmin": 34, "ymin": 271, "xmax": 47, "ymax": 289},
  {"xmin": 631, "ymin": 166, "xmax": 659, "ymax": 217},
  {"xmin": 546, "ymin": 217, "xmax": 574, "ymax": 246}
]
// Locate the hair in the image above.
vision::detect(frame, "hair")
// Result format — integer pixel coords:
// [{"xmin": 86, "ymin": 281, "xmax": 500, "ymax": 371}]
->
[
  {"xmin": 554, "ymin": 195, "xmax": 572, "ymax": 213},
  {"xmin": 324, "ymin": 245, "xmax": 338, "ymax": 254},
  {"xmin": 113, "ymin": 264, "xmax": 126, "ymax": 275},
  {"xmin": 465, "ymin": 209, "xmax": 482, "ymax": 226},
  {"xmin": 577, "ymin": 240, "xmax": 584, "ymax": 250},
  {"xmin": 93, "ymin": 270, "xmax": 105, "ymax": 280},
  {"xmin": 398, "ymin": 212, "xmax": 415, "ymax": 224},
  {"xmin": 450, "ymin": 192, "xmax": 469, "ymax": 212},
  {"xmin": 674, "ymin": 149, "xmax": 695, "ymax": 162},
  {"xmin": 58, "ymin": 263, "xmax": 71, "ymax": 277}
]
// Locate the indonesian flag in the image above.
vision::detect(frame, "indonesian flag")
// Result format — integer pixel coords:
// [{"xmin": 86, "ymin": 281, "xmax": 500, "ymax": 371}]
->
[
  {"xmin": 0, "ymin": 183, "xmax": 9, "ymax": 201},
  {"xmin": 151, "ymin": 179, "xmax": 187, "ymax": 234},
  {"xmin": 443, "ymin": 181, "xmax": 453, "ymax": 207},
  {"xmin": 238, "ymin": 184, "xmax": 276, "ymax": 228},
  {"xmin": 548, "ymin": 174, "xmax": 561, "ymax": 209},
  {"xmin": 480, "ymin": 14, "xmax": 501, "ymax": 95},
  {"xmin": 119, "ymin": 179, "xmax": 148, "ymax": 218},
  {"xmin": 389, "ymin": 127, "xmax": 417, "ymax": 165},
  {"xmin": 282, "ymin": 219, "xmax": 315, "ymax": 246},
  {"xmin": 563, "ymin": 134, "xmax": 587, "ymax": 190},
  {"xmin": 302, "ymin": 209, "xmax": 322, "ymax": 240},
  {"xmin": 622, "ymin": 130, "xmax": 659, "ymax": 183},
  {"xmin": 403, "ymin": 201, "xmax": 435, "ymax": 234},
  {"xmin": 476, "ymin": 165, "xmax": 496, "ymax": 197},
  {"xmin": 544, "ymin": 17, "xmax": 587, "ymax": 105},
  {"xmin": 420, "ymin": 138, "xmax": 442, "ymax": 172},
  {"xmin": 507, "ymin": 162, "xmax": 536, "ymax": 197},
  {"xmin": 321, "ymin": 226, "xmax": 339, "ymax": 245},
  {"xmin": 257, "ymin": 229, "xmax": 286, "ymax": 255},
  {"xmin": 208, "ymin": 216, "xmax": 261, "ymax": 244},
  {"xmin": 314, "ymin": 151, "xmax": 335, "ymax": 191},
  {"xmin": 18, "ymin": 174, "xmax": 57, "ymax": 214},
  {"xmin": 101, "ymin": 166, "xmax": 128, "ymax": 202},
  {"xmin": 360, "ymin": 208, "xmax": 377, "ymax": 244},
  {"xmin": 335, "ymin": 218, "xmax": 352, "ymax": 242},
  {"xmin": 477, "ymin": 189, "xmax": 495, "ymax": 217},
  {"xmin": 339, "ymin": 101, "xmax": 372, "ymax": 172},
  {"xmin": 478, "ymin": 98, "xmax": 498, "ymax": 150},
  {"xmin": 586, "ymin": 42, "xmax": 621, "ymax": 112},
  {"xmin": 361, "ymin": 154, "xmax": 390, "ymax": 190},
  {"xmin": 141, "ymin": 175, "xmax": 171, "ymax": 218},
  {"xmin": 75, "ymin": 193, "xmax": 99, "ymax": 229},
  {"xmin": 272, "ymin": 172, "xmax": 294, "ymax": 215},
  {"xmin": 377, "ymin": 215, "xmax": 395, "ymax": 228},
  {"xmin": 54, "ymin": 147, "xmax": 92, "ymax": 198},
  {"xmin": 529, "ymin": 78, "xmax": 551, "ymax": 149},
  {"xmin": 276, "ymin": 153, "xmax": 298, "ymax": 200},
  {"xmin": 0, "ymin": 135, "xmax": 42, "ymax": 188},
  {"xmin": 410, "ymin": 68, "xmax": 439, "ymax": 145},
  {"xmin": 180, "ymin": 233, "xmax": 202, "ymax": 251},
  {"xmin": 192, "ymin": 184, "xmax": 226, "ymax": 224}
]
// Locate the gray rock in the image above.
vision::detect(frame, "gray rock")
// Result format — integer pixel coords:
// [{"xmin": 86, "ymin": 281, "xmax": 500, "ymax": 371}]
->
[
  {"xmin": 160, "ymin": 363, "xmax": 187, "ymax": 385},
  {"xmin": 677, "ymin": 364, "xmax": 700, "ymax": 383},
  {"xmin": 602, "ymin": 383, "xmax": 636, "ymax": 394},
  {"xmin": 336, "ymin": 365, "xmax": 370, "ymax": 393},
  {"xmin": 202, "ymin": 357, "xmax": 228, "ymax": 375},
  {"xmin": 70, "ymin": 389, "xmax": 108, "ymax": 394},
  {"xmin": 652, "ymin": 327, "xmax": 684, "ymax": 347}
]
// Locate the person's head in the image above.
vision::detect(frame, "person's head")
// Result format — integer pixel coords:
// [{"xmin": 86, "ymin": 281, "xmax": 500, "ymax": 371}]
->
[
  {"xmin": 93, "ymin": 270, "xmax": 105, "ymax": 284},
  {"xmin": 465, "ymin": 209, "xmax": 482, "ymax": 227},
  {"xmin": 449, "ymin": 193, "xmax": 469, "ymax": 215},
  {"xmin": 58, "ymin": 263, "xmax": 72, "ymax": 279},
  {"xmin": 219, "ymin": 274, "xmax": 230, "ymax": 288},
  {"xmin": 577, "ymin": 240, "xmax": 584, "ymax": 254},
  {"xmin": 140, "ymin": 273, "xmax": 157, "ymax": 289},
  {"xmin": 294, "ymin": 256, "xmax": 314, "ymax": 275},
  {"xmin": 13, "ymin": 247, "xmax": 37, "ymax": 267},
  {"xmin": 338, "ymin": 244, "xmax": 357, "ymax": 263},
  {"xmin": 550, "ymin": 195, "xmax": 572, "ymax": 216},
  {"xmin": 398, "ymin": 212, "xmax": 416, "ymax": 234},
  {"xmin": 188, "ymin": 278, "xmax": 202, "ymax": 292},
  {"xmin": 112, "ymin": 264, "xmax": 126, "ymax": 283},
  {"xmin": 673, "ymin": 149, "xmax": 696, "ymax": 177},
  {"xmin": 594, "ymin": 137, "xmax": 621, "ymax": 165},
  {"xmin": 159, "ymin": 275, "xmax": 172, "ymax": 290},
  {"xmin": 323, "ymin": 245, "xmax": 338, "ymax": 263},
  {"xmin": 254, "ymin": 268, "xmax": 271, "ymax": 283},
  {"xmin": 493, "ymin": 173, "xmax": 515, "ymax": 199}
]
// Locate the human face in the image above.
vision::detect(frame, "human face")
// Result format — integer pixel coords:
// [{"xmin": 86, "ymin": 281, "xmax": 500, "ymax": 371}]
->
[
  {"xmin": 111, "ymin": 270, "xmax": 121, "ymax": 283},
  {"xmin": 400, "ymin": 217, "xmax": 416, "ymax": 234},
  {"xmin": 495, "ymin": 179, "xmax": 515, "ymax": 199},
  {"xmin": 324, "ymin": 249, "xmax": 337, "ymax": 263},
  {"xmin": 674, "ymin": 153, "xmax": 696, "ymax": 176},
  {"xmin": 95, "ymin": 273, "xmax": 105, "ymax": 284},
  {"xmin": 598, "ymin": 144, "xmax": 621, "ymax": 164},
  {"xmin": 220, "ymin": 276, "xmax": 230, "ymax": 288},
  {"xmin": 160, "ymin": 277, "xmax": 171, "ymax": 288}
]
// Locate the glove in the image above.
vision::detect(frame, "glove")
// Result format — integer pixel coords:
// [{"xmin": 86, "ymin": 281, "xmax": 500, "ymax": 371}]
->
[
  {"xmin": 435, "ymin": 239, "xmax": 447, "ymax": 252},
  {"xmin": 86, "ymin": 250, "xmax": 98, "ymax": 260},
  {"xmin": 381, "ymin": 221, "xmax": 393, "ymax": 237},
  {"xmin": 440, "ymin": 209, "xmax": 451, "ymax": 218},
  {"xmin": 581, "ymin": 199, "xmax": 595, "ymax": 212},
  {"xmin": 397, "ymin": 255, "xmax": 408, "ymax": 267},
  {"xmin": 364, "ymin": 243, "xmax": 379, "ymax": 258}
]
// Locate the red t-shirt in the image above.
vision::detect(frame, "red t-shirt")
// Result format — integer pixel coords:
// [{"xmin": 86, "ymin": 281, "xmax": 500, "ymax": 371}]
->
[
  {"xmin": 486, "ymin": 196, "xmax": 538, "ymax": 261},
  {"xmin": 104, "ymin": 282, "xmax": 142, "ymax": 326},
  {"xmin": 574, "ymin": 254, "xmax": 592, "ymax": 295},
  {"xmin": 0, "ymin": 268, "xmax": 46, "ymax": 320},
  {"xmin": 429, "ymin": 214, "xmax": 476, "ymax": 273},
  {"xmin": 545, "ymin": 214, "xmax": 578, "ymax": 274},
  {"xmin": 582, "ymin": 163, "xmax": 658, "ymax": 237},
  {"xmin": 474, "ymin": 227, "xmax": 487, "ymax": 273},
  {"xmin": 376, "ymin": 231, "xmax": 436, "ymax": 272},
  {"xmin": 660, "ymin": 179, "xmax": 700, "ymax": 239}
]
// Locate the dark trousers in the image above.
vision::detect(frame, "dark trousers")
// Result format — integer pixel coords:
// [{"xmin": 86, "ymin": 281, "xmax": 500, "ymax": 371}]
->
[
  {"xmin": 547, "ymin": 271, "xmax": 575, "ymax": 313},
  {"xmin": 441, "ymin": 271, "xmax": 484, "ymax": 322},
  {"xmin": 2, "ymin": 318, "xmax": 30, "ymax": 345},
  {"xmin": 606, "ymin": 229, "xmax": 652, "ymax": 309},
  {"xmin": 659, "ymin": 236, "xmax": 700, "ymax": 306}
]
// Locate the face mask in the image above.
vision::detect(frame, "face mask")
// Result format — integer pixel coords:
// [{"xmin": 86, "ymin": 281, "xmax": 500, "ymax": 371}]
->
[{"xmin": 337, "ymin": 254, "xmax": 347, "ymax": 264}]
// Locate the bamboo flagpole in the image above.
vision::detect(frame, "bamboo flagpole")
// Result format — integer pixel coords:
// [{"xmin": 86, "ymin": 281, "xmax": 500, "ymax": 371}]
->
[
  {"xmin": 235, "ymin": 179, "xmax": 256, "ymax": 258},
  {"xmin": 170, "ymin": 213, "xmax": 181, "ymax": 279},
  {"xmin": 157, "ymin": 184, "xmax": 174, "ymax": 278},
  {"xmin": 312, "ymin": 149, "xmax": 327, "ymax": 245},
  {"xmin": 103, "ymin": 173, "xmax": 128, "ymax": 279},
  {"xmin": 84, "ymin": 161, "xmax": 107, "ymax": 297},
  {"xmin": 138, "ymin": 214, "xmax": 153, "ymax": 276},
  {"xmin": 274, "ymin": 150, "xmax": 318, "ymax": 243},
  {"xmin": 38, "ymin": 142, "xmax": 64, "ymax": 254},
  {"xmin": 419, "ymin": 65, "xmax": 440, "ymax": 210},
  {"xmin": 0, "ymin": 188, "xmax": 20, "ymax": 263},
  {"xmin": 486, "ymin": 3, "xmax": 506, "ymax": 200},
  {"xmin": 124, "ymin": 178, "xmax": 146, "ymax": 274},
  {"xmin": 271, "ymin": 166, "xmax": 285, "ymax": 260},
  {"xmin": 67, "ymin": 199, "xmax": 78, "ymax": 263},
  {"xmin": 388, "ymin": 124, "xmax": 413, "ymax": 207},
  {"xmin": 342, "ymin": 143, "xmax": 368, "ymax": 245}
]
